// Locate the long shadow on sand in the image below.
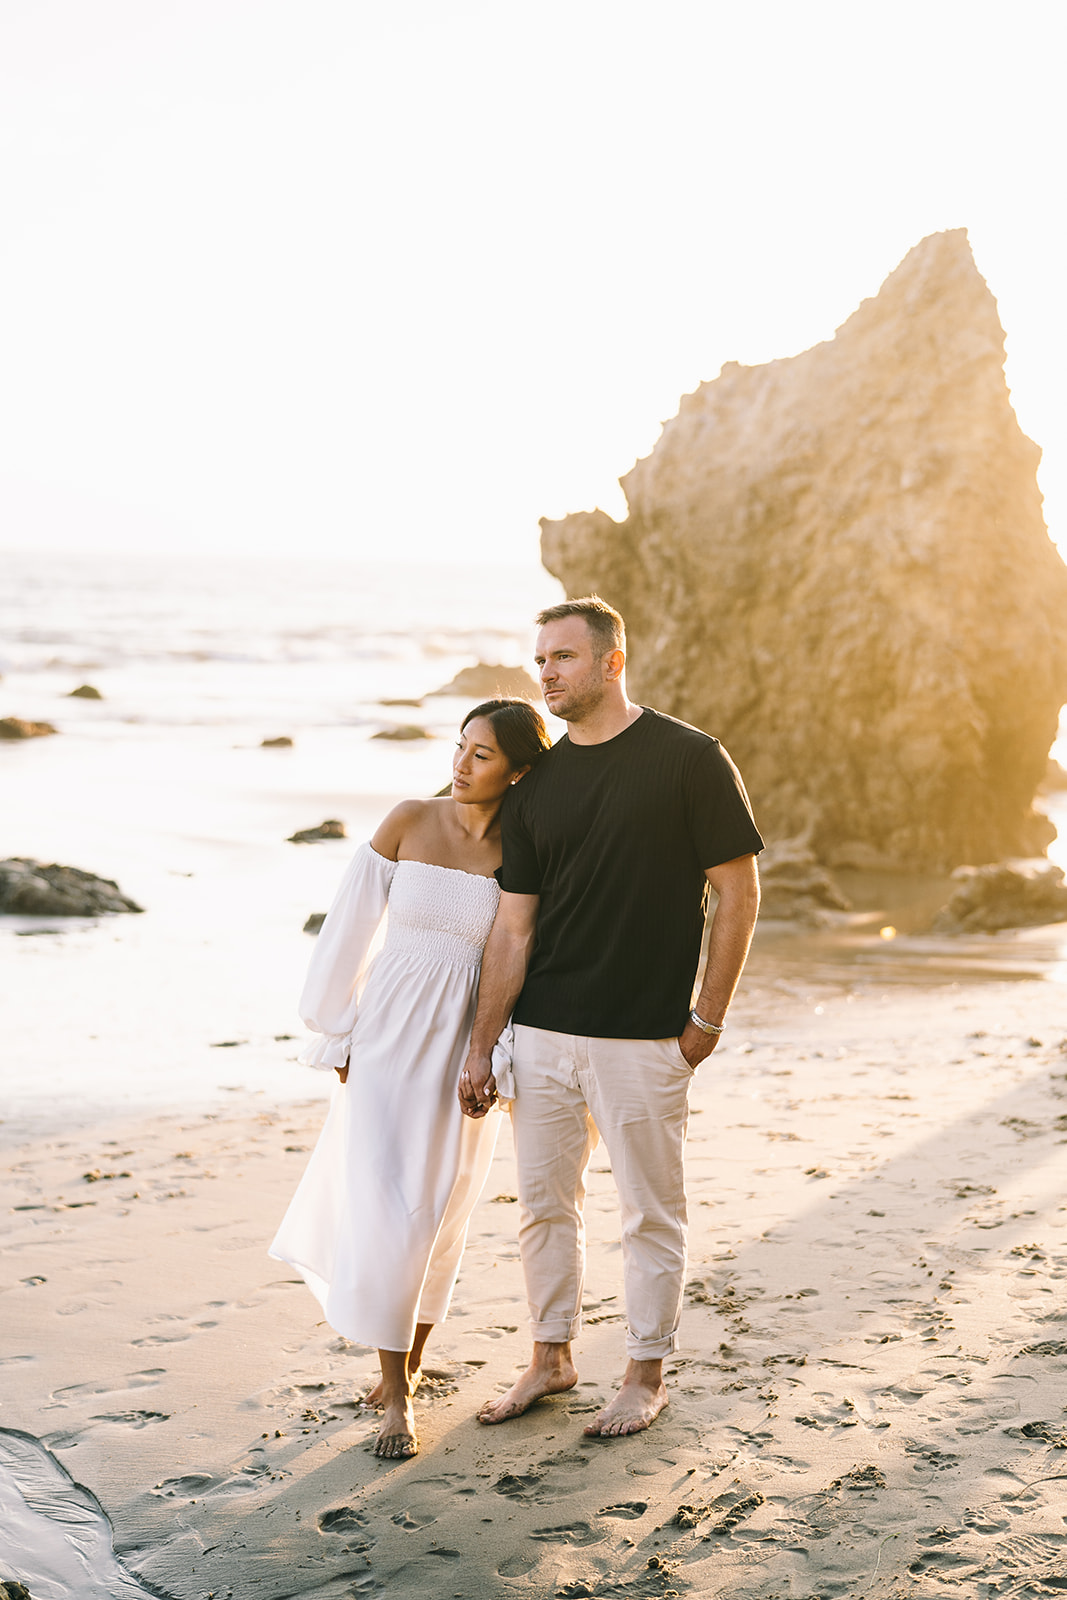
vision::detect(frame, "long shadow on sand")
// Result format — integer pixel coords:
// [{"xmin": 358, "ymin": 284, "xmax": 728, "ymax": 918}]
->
[{"xmin": 75, "ymin": 999, "xmax": 1067, "ymax": 1600}]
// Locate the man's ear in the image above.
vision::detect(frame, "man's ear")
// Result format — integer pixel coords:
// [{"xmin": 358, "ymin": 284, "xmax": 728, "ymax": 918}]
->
[{"xmin": 603, "ymin": 647, "xmax": 625, "ymax": 683}]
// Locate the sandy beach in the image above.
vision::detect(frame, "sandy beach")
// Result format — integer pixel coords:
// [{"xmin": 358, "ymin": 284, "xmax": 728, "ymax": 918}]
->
[
  {"xmin": 4, "ymin": 557, "xmax": 1067, "ymax": 1595},
  {"xmin": 5, "ymin": 931, "xmax": 1067, "ymax": 1599}
]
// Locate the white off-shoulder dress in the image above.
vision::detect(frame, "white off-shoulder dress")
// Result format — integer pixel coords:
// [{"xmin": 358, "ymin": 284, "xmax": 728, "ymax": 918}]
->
[{"xmin": 269, "ymin": 843, "xmax": 503, "ymax": 1351}]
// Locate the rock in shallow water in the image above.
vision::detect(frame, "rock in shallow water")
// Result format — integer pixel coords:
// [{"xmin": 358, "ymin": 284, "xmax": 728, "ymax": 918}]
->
[
  {"xmin": 428, "ymin": 663, "xmax": 541, "ymax": 699},
  {"xmin": 541, "ymin": 229, "xmax": 1067, "ymax": 872},
  {"xmin": 757, "ymin": 839, "xmax": 851, "ymax": 923},
  {"xmin": 0, "ymin": 717, "xmax": 57, "ymax": 740},
  {"xmin": 372, "ymin": 724, "xmax": 431, "ymax": 741},
  {"xmin": 287, "ymin": 819, "xmax": 347, "ymax": 844},
  {"xmin": 0, "ymin": 859, "xmax": 143, "ymax": 916},
  {"xmin": 933, "ymin": 859, "xmax": 1067, "ymax": 933},
  {"xmin": 67, "ymin": 683, "xmax": 103, "ymax": 699}
]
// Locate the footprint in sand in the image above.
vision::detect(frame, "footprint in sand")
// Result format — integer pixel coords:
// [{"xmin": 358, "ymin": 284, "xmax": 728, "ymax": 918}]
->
[
  {"xmin": 318, "ymin": 1506, "xmax": 370, "ymax": 1533},
  {"xmin": 962, "ymin": 1506, "xmax": 1011, "ymax": 1534},
  {"xmin": 494, "ymin": 1469, "xmax": 546, "ymax": 1499},
  {"xmin": 705, "ymin": 1488, "xmax": 765, "ymax": 1536},
  {"xmin": 599, "ymin": 1501, "xmax": 648, "ymax": 1519},
  {"xmin": 498, "ymin": 1553, "xmax": 538, "ymax": 1577},
  {"xmin": 91, "ymin": 1411, "xmax": 170, "ymax": 1428},
  {"xmin": 132, "ymin": 1317, "xmax": 218, "ymax": 1347},
  {"xmin": 151, "ymin": 1473, "xmax": 215, "ymax": 1498},
  {"xmin": 909, "ymin": 1546, "xmax": 976, "ymax": 1577},
  {"xmin": 904, "ymin": 1440, "xmax": 960, "ymax": 1472},
  {"xmin": 391, "ymin": 1508, "xmax": 437, "ymax": 1529},
  {"xmin": 51, "ymin": 1370, "xmax": 165, "ymax": 1402},
  {"xmin": 529, "ymin": 1522, "xmax": 603, "ymax": 1546}
]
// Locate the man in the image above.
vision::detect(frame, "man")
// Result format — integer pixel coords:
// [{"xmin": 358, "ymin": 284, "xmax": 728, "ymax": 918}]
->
[{"xmin": 459, "ymin": 596, "xmax": 763, "ymax": 1437}]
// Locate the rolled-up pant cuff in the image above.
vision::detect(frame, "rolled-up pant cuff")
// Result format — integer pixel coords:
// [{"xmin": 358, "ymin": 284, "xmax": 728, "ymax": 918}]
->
[
  {"xmin": 531, "ymin": 1317, "xmax": 582, "ymax": 1344},
  {"xmin": 625, "ymin": 1328, "xmax": 679, "ymax": 1360}
]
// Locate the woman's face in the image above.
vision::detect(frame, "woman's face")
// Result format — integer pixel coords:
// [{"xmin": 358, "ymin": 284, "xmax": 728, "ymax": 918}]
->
[{"xmin": 452, "ymin": 716, "xmax": 520, "ymax": 805}]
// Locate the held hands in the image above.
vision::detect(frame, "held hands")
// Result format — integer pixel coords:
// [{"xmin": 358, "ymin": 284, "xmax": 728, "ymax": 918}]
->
[{"xmin": 458, "ymin": 1051, "xmax": 498, "ymax": 1118}]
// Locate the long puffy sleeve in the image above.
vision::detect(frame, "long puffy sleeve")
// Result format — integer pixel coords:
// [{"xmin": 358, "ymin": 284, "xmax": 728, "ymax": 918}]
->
[{"xmin": 298, "ymin": 842, "xmax": 397, "ymax": 1071}]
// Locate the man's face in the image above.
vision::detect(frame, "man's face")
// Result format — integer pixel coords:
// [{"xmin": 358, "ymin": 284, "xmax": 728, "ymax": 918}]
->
[{"xmin": 534, "ymin": 617, "xmax": 611, "ymax": 722}]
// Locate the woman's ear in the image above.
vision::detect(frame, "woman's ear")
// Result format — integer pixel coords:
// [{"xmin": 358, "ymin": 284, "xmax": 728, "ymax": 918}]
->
[{"xmin": 509, "ymin": 765, "xmax": 532, "ymax": 786}]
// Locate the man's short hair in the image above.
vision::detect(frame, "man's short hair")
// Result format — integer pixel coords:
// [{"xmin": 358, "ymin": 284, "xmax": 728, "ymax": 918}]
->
[{"xmin": 535, "ymin": 595, "xmax": 626, "ymax": 659}]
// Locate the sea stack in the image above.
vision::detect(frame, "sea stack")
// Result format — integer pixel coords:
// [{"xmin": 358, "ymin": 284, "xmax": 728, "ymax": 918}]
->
[{"xmin": 541, "ymin": 230, "xmax": 1067, "ymax": 872}]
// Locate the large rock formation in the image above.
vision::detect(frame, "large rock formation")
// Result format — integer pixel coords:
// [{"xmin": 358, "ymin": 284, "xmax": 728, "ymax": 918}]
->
[{"xmin": 541, "ymin": 230, "xmax": 1067, "ymax": 871}]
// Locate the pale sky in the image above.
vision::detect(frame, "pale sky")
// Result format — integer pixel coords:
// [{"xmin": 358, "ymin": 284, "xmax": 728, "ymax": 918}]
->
[{"xmin": 1, "ymin": 0, "xmax": 1064, "ymax": 565}]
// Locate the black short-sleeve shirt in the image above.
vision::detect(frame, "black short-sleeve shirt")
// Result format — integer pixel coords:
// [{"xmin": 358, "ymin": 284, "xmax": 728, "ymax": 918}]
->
[{"xmin": 499, "ymin": 707, "xmax": 763, "ymax": 1039}]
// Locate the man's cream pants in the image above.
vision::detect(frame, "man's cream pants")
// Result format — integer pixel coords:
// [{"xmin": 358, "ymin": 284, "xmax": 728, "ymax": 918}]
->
[{"xmin": 511, "ymin": 1024, "xmax": 693, "ymax": 1360}]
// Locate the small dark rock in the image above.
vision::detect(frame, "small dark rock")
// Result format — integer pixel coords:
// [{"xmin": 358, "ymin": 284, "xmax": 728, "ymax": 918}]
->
[
  {"xmin": 303, "ymin": 912, "xmax": 327, "ymax": 935},
  {"xmin": 0, "ymin": 859, "xmax": 143, "ymax": 916},
  {"xmin": 261, "ymin": 735, "xmax": 294, "ymax": 748},
  {"xmin": 933, "ymin": 858, "xmax": 1067, "ymax": 933},
  {"xmin": 0, "ymin": 1582, "xmax": 35, "ymax": 1600},
  {"xmin": 67, "ymin": 684, "xmax": 103, "ymax": 700},
  {"xmin": 288, "ymin": 820, "xmax": 347, "ymax": 844},
  {"xmin": 0, "ymin": 717, "xmax": 58, "ymax": 740},
  {"xmin": 371, "ymin": 725, "xmax": 431, "ymax": 741},
  {"xmin": 428, "ymin": 663, "xmax": 541, "ymax": 699}
]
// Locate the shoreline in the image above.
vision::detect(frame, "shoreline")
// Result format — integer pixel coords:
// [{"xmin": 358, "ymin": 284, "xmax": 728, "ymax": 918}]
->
[{"xmin": 4, "ymin": 961, "xmax": 1067, "ymax": 1598}]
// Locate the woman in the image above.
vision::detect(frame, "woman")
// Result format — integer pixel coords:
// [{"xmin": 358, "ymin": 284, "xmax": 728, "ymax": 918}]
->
[{"xmin": 269, "ymin": 698, "xmax": 550, "ymax": 1460}]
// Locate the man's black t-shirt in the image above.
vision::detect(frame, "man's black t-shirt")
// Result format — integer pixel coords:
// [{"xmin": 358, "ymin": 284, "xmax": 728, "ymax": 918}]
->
[{"xmin": 498, "ymin": 707, "xmax": 764, "ymax": 1039}]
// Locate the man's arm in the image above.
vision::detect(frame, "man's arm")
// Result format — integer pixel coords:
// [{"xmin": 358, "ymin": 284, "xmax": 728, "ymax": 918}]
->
[
  {"xmin": 459, "ymin": 890, "xmax": 539, "ymax": 1117},
  {"xmin": 678, "ymin": 853, "xmax": 760, "ymax": 1068}
]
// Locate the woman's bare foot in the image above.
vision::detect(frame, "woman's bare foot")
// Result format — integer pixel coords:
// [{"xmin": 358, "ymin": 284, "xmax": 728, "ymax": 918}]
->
[
  {"xmin": 478, "ymin": 1342, "xmax": 578, "ymax": 1424},
  {"xmin": 362, "ymin": 1367, "xmax": 422, "ymax": 1410},
  {"xmin": 583, "ymin": 1359, "xmax": 668, "ymax": 1437},
  {"xmin": 373, "ymin": 1397, "xmax": 418, "ymax": 1458}
]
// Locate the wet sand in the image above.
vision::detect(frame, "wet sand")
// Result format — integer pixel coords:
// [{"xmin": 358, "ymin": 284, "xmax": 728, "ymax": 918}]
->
[{"xmin": 4, "ymin": 931, "xmax": 1067, "ymax": 1599}]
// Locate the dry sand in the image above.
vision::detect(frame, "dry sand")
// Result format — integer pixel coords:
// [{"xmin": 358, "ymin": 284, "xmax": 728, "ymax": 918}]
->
[{"xmin": 4, "ymin": 940, "xmax": 1067, "ymax": 1599}]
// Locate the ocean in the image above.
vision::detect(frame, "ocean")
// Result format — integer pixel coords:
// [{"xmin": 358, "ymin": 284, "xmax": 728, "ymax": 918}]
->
[
  {"xmin": 0, "ymin": 550, "xmax": 564, "ymax": 1141},
  {"xmin": 2, "ymin": 549, "xmax": 1065, "ymax": 1144}
]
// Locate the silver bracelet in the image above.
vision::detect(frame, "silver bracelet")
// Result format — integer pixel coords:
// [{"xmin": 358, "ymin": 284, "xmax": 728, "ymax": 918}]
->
[{"xmin": 690, "ymin": 1009, "xmax": 725, "ymax": 1035}]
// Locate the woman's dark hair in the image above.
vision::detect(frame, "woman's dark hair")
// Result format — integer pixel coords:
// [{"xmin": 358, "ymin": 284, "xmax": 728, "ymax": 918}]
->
[{"xmin": 461, "ymin": 698, "xmax": 551, "ymax": 772}]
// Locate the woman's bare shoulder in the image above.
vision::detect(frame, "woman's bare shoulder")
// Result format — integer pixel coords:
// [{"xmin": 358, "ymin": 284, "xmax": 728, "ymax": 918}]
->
[{"xmin": 370, "ymin": 797, "xmax": 444, "ymax": 859}]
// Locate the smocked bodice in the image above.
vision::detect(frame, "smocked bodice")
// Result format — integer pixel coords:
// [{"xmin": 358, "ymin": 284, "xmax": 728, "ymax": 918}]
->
[{"xmin": 382, "ymin": 860, "xmax": 500, "ymax": 969}]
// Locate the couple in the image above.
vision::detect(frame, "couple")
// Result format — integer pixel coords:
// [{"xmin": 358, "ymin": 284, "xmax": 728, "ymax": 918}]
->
[{"xmin": 270, "ymin": 596, "xmax": 763, "ymax": 1459}]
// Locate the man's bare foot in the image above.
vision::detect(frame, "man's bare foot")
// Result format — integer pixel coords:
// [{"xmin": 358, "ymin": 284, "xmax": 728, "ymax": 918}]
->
[
  {"xmin": 478, "ymin": 1344, "xmax": 578, "ymax": 1424},
  {"xmin": 584, "ymin": 1361, "xmax": 668, "ymax": 1437},
  {"xmin": 373, "ymin": 1397, "xmax": 418, "ymax": 1458},
  {"xmin": 362, "ymin": 1367, "xmax": 422, "ymax": 1409}
]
